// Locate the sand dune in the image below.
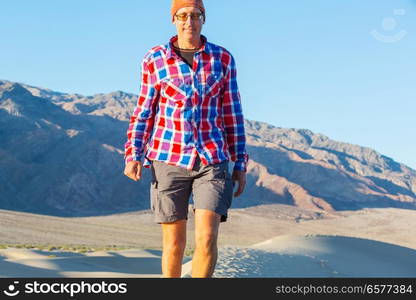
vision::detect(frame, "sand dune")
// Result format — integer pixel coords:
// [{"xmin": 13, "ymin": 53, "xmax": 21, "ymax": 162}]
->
[
  {"xmin": 2, "ymin": 234, "xmax": 416, "ymax": 278},
  {"xmin": 1, "ymin": 206, "xmax": 416, "ymax": 278},
  {"xmin": 0, "ymin": 248, "xmax": 177, "ymax": 278},
  {"xmin": 2, "ymin": 207, "xmax": 416, "ymax": 250},
  {"xmin": 209, "ymin": 235, "xmax": 416, "ymax": 278}
]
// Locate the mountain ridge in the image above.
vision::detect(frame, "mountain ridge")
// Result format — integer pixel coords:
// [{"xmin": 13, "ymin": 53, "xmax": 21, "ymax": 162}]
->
[{"xmin": 1, "ymin": 79, "xmax": 415, "ymax": 217}]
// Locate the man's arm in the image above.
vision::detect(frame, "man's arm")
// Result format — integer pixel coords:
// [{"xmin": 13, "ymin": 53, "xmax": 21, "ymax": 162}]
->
[
  {"xmin": 124, "ymin": 58, "xmax": 159, "ymax": 165},
  {"xmin": 221, "ymin": 53, "xmax": 249, "ymax": 173}
]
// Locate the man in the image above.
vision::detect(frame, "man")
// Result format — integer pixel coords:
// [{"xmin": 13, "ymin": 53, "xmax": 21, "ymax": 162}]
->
[{"xmin": 123, "ymin": 0, "xmax": 249, "ymax": 278}]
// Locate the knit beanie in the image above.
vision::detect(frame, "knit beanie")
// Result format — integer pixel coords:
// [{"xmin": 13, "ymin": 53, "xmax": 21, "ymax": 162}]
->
[{"xmin": 171, "ymin": 0, "xmax": 205, "ymax": 22}]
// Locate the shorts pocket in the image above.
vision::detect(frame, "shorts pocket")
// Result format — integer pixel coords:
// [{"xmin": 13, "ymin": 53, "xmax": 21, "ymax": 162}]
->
[
  {"xmin": 152, "ymin": 185, "xmax": 181, "ymax": 217},
  {"xmin": 224, "ymin": 178, "xmax": 234, "ymax": 208},
  {"xmin": 210, "ymin": 164, "xmax": 233, "ymax": 208},
  {"xmin": 208, "ymin": 161, "xmax": 230, "ymax": 181},
  {"xmin": 150, "ymin": 180, "xmax": 158, "ymax": 213}
]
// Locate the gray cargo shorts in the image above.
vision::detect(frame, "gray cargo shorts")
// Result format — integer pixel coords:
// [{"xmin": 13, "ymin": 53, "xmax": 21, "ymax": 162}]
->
[{"xmin": 149, "ymin": 155, "xmax": 234, "ymax": 223}]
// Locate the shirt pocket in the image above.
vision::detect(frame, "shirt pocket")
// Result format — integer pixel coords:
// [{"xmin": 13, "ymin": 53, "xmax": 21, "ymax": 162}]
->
[
  {"xmin": 199, "ymin": 72, "xmax": 223, "ymax": 97},
  {"xmin": 160, "ymin": 77, "xmax": 191, "ymax": 109}
]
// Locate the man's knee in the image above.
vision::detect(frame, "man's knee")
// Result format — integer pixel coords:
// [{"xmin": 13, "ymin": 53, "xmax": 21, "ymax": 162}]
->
[
  {"xmin": 163, "ymin": 237, "xmax": 186, "ymax": 257},
  {"xmin": 195, "ymin": 232, "xmax": 218, "ymax": 253},
  {"xmin": 162, "ymin": 219, "xmax": 187, "ymax": 252}
]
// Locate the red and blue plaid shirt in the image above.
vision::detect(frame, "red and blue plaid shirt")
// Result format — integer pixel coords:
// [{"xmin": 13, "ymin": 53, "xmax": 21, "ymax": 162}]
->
[{"xmin": 124, "ymin": 34, "xmax": 249, "ymax": 172}]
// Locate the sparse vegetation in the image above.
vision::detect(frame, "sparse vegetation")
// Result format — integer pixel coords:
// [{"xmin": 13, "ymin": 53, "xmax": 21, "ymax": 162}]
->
[
  {"xmin": 184, "ymin": 247, "xmax": 194, "ymax": 257},
  {"xmin": 0, "ymin": 244, "xmax": 139, "ymax": 253}
]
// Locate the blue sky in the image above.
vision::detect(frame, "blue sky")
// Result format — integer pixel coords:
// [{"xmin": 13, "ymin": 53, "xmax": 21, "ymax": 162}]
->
[{"xmin": 1, "ymin": 0, "xmax": 415, "ymax": 169}]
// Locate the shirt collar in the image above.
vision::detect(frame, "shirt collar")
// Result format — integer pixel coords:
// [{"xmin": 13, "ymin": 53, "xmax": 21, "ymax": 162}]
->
[{"xmin": 166, "ymin": 34, "xmax": 210, "ymax": 59}]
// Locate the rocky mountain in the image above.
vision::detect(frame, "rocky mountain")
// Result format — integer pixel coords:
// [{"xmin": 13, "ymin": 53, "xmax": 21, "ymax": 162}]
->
[{"xmin": 0, "ymin": 79, "xmax": 415, "ymax": 217}]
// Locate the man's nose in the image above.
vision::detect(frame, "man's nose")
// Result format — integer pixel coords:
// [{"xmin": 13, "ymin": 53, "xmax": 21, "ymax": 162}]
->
[{"xmin": 185, "ymin": 16, "xmax": 193, "ymax": 25}]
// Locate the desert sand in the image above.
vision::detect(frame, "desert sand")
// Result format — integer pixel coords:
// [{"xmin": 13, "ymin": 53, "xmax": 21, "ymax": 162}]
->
[
  {"xmin": 1, "ymin": 205, "xmax": 416, "ymax": 278},
  {"xmin": 0, "ymin": 248, "xmax": 172, "ymax": 278}
]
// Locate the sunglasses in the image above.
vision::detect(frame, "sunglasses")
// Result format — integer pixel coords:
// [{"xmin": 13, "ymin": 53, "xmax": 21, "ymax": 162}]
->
[{"xmin": 175, "ymin": 12, "xmax": 204, "ymax": 22}]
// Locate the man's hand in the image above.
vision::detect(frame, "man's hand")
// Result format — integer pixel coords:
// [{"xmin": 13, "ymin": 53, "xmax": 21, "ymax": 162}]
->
[
  {"xmin": 124, "ymin": 161, "xmax": 143, "ymax": 181},
  {"xmin": 231, "ymin": 170, "xmax": 246, "ymax": 197}
]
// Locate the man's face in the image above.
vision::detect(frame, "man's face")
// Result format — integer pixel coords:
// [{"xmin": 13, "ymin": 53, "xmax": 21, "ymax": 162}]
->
[{"xmin": 173, "ymin": 7, "xmax": 205, "ymax": 39}]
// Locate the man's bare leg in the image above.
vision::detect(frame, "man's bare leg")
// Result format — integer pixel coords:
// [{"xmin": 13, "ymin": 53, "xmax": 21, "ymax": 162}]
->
[
  {"xmin": 161, "ymin": 219, "xmax": 187, "ymax": 278},
  {"xmin": 191, "ymin": 209, "xmax": 221, "ymax": 278}
]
